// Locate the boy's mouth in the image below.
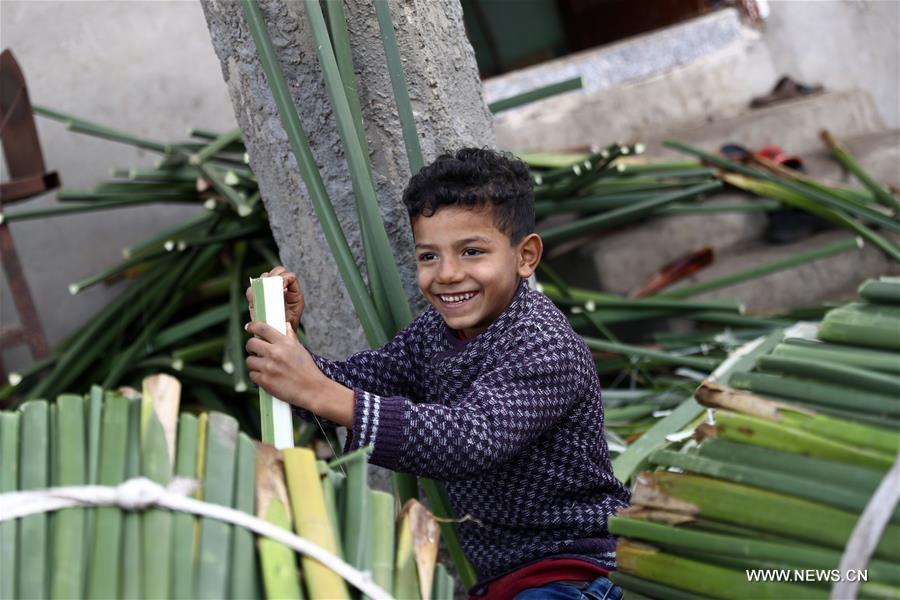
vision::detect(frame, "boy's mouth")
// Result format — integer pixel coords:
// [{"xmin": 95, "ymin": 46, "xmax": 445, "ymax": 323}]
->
[{"xmin": 436, "ymin": 290, "xmax": 479, "ymax": 308}]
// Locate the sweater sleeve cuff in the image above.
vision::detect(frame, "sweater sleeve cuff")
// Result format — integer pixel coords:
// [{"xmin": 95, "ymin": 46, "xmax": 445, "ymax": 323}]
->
[{"xmin": 346, "ymin": 388, "xmax": 406, "ymax": 468}]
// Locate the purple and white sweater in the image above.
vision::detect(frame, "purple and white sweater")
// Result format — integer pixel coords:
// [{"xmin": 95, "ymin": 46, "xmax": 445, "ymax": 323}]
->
[{"xmin": 307, "ymin": 278, "xmax": 631, "ymax": 582}]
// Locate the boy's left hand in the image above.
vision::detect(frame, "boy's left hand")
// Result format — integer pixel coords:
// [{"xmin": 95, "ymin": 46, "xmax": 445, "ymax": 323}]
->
[
  {"xmin": 245, "ymin": 321, "xmax": 356, "ymax": 428},
  {"xmin": 245, "ymin": 320, "xmax": 323, "ymax": 409}
]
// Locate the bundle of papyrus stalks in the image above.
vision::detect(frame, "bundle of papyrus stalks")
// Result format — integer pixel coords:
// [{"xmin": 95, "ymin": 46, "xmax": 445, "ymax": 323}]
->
[{"xmin": 0, "ymin": 374, "xmax": 455, "ymax": 600}]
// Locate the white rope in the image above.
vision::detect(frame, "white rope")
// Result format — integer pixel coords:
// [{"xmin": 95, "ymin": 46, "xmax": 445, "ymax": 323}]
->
[
  {"xmin": 830, "ymin": 453, "xmax": 900, "ymax": 600},
  {"xmin": 0, "ymin": 477, "xmax": 392, "ymax": 600}
]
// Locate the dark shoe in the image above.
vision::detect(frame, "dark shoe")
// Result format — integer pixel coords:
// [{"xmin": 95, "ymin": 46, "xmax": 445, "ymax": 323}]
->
[
  {"xmin": 718, "ymin": 143, "xmax": 833, "ymax": 243},
  {"xmin": 765, "ymin": 208, "xmax": 833, "ymax": 244},
  {"xmin": 720, "ymin": 143, "xmax": 752, "ymax": 162},
  {"xmin": 750, "ymin": 76, "xmax": 824, "ymax": 108}
]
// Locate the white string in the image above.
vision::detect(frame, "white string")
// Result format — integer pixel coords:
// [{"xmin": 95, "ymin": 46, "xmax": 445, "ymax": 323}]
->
[
  {"xmin": 830, "ymin": 454, "xmax": 900, "ymax": 600},
  {"xmin": 314, "ymin": 413, "xmax": 347, "ymax": 477},
  {"xmin": 0, "ymin": 477, "xmax": 392, "ymax": 600}
]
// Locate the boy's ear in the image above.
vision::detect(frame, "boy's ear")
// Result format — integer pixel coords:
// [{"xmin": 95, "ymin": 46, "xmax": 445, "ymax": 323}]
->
[{"xmin": 516, "ymin": 233, "xmax": 543, "ymax": 278}]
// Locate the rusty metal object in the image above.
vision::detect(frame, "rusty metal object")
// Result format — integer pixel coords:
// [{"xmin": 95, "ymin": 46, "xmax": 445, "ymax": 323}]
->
[
  {"xmin": 0, "ymin": 49, "xmax": 56, "ymax": 401},
  {"xmin": 0, "ymin": 224, "xmax": 49, "ymax": 356},
  {"xmin": 0, "ymin": 50, "xmax": 60, "ymax": 203},
  {"xmin": 629, "ymin": 246, "xmax": 714, "ymax": 298}
]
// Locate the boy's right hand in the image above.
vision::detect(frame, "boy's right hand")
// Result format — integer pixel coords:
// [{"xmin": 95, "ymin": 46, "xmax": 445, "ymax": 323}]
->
[{"xmin": 245, "ymin": 266, "xmax": 304, "ymax": 332}]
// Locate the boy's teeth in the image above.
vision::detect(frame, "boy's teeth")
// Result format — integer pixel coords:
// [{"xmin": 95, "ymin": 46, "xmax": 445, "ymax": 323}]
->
[{"xmin": 440, "ymin": 292, "xmax": 475, "ymax": 303}]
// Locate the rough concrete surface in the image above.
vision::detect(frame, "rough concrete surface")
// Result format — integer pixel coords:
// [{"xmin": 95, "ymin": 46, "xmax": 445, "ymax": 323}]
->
[
  {"xmin": 762, "ymin": 0, "xmax": 900, "ymax": 129},
  {"xmin": 484, "ymin": 8, "xmax": 745, "ymax": 105},
  {"xmin": 492, "ymin": 1, "xmax": 899, "ymax": 153},
  {"xmin": 200, "ymin": 0, "xmax": 495, "ymax": 362},
  {"xmin": 546, "ymin": 194, "xmax": 769, "ymax": 295},
  {"xmin": 672, "ymin": 230, "xmax": 900, "ymax": 312},
  {"xmin": 494, "ymin": 24, "xmax": 777, "ymax": 152},
  {"xmin": 642, "ymin": 89, "xmax": 886, "ymax": 159},
  {"xmin": 801, "ymin": 130, "xmax": 900, "ymax": 189}
]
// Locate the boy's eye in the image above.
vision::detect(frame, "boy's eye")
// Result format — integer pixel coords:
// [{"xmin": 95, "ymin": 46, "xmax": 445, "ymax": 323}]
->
[
  {"xmin": 418, "ymin": 252, "xmax": 436, "ymax": 262},
  {"xmin": 463, "ymin": 248, "xmax": 482, "ymax": 257}
]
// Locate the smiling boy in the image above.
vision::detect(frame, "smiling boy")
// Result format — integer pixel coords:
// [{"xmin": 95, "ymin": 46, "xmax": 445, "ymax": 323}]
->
[{"xmin": 245, "ymin": 148, "xmax": 630, "ymax": 599}]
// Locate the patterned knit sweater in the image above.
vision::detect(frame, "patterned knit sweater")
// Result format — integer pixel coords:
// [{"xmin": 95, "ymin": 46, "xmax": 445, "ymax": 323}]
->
[{"xmin": 306, "ymin": 278, "xmax": 631, "ymax": 582}]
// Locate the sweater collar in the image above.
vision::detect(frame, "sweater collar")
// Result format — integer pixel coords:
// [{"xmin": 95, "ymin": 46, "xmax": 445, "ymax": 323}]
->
[{"xmin": 440, "ymin": 278, "xmax": 530, "ymax": 353}]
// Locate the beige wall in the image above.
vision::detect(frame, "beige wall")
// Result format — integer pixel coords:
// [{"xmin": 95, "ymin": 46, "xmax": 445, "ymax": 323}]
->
[
  {"xmin": 762, "ymin": 0, "xmax": 899, "ymax": 129},
  {"xmin": 1, "ymin": 1, "xmax": 237, "ymax": 372}
]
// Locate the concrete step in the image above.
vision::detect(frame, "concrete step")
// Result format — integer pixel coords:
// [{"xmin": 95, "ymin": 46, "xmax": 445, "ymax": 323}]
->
[
  {"xmin": 545, "ymin": 193, "xmax": 769, "ymax": 295},
  {"xmin": 641, "ymin": 89, "xmax": 886, "ymax": 159},
  {"xmin": 666, "ymin": 230, "xmax": 899, "ymax": 312},
  {"xmin": 493, "ymin": 9, "xmax": 779, "ymax": 152},
  {"xmin": 543, "ymin": 123, "xmax": 899, "ymax": 309},
  {"xmin": 799, "ymin": 129, "xmax": 900, "ymax": 189},
  {"xmin": 548, "ymin": 225, "xmax": 898, "ymax": 313}
]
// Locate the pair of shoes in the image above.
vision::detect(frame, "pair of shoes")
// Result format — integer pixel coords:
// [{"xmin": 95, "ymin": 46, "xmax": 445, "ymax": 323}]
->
[
  {"xmin": 719, "ymin": 142, "xmax": 833, "ymax": 244},
  {"xmin": 750, "ymin": 76, "xmax": 824, "ymax": 109},
  {"xmin": 719, "ymin": 143, "xmax": 802, "ymax": 169}
]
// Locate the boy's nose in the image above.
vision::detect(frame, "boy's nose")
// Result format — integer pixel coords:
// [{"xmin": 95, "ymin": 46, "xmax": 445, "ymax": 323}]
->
[{"xmin": 436, "ymin": 258, "xmax": 464, "ymax": 283}]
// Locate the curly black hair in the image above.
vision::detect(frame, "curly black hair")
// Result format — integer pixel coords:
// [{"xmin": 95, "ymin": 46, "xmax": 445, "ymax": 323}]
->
[{"xmin": 402, "ymin": 148, "xmax": 535, "ymax": 243}]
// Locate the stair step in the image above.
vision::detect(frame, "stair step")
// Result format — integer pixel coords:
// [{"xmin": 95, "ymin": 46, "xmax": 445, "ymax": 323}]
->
[
  {"xmin": 494, "ymin": 9, "xmax": 778, "ymax": 152},
  {"xmin": 546, "ymin": 193, "xmax": 770, "ymax": 295},
  {"xmin": 667, "ymin": 230, "xmax": 899, "ymax": 312},
  {"xmin": 643, "ymin": 89, "xmax": 886, "ymax": 159},
  {"xmin": 800, "ymin": 129, "xmax": 900, "ymax": 190}
]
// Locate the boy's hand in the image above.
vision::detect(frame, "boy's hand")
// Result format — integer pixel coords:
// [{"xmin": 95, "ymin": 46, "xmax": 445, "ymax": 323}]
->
[
  {"xmin": 245, "ymin": 321, "xmax": 354, "ymax": 427},
  {"xmin": 245, "ymin": 321, "xmax": 320, "ymax": 407},
  {"xmin": 245, "ymin": 266, "xmax": 304, "ymax": 331}
]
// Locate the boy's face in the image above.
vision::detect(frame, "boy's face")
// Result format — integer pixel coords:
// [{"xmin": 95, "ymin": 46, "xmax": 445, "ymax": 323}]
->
[{"xmin": 412, "ymin": 205, "xmax": 542, "ymax": 338}]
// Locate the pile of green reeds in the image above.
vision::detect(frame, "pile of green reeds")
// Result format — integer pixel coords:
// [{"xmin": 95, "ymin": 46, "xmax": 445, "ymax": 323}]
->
[
  {"xmin": 527, "ymin": 137, "xmax": 897, "ymax": 444},
  {"xmin": 727, "ymin": 275, "xmax": 900, "ymax": 429},
  {"xmin": 522, "ymin": 129, "xmax": 899, "ymax": 262},
  {"xmin": 521, "ymin": 150, "xmax": 728, "ymax": 252},
  {"xmin": 607, "ymin": 276, "xmax": 900, "ymax": 600},
  {"xmin": 0, "ymin": 374, "xmax": 455, "ymax": 599},
  {"xmin": 0, "ymin": 110, "xmax": 281, "ymax": 436},
  {"xmin": 533, "ymin": 261, "xmax": 827, "ymax": 444},
  {"xmin": 664, "ymin": 137, "xmax": 900, "ymax": 263}
]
